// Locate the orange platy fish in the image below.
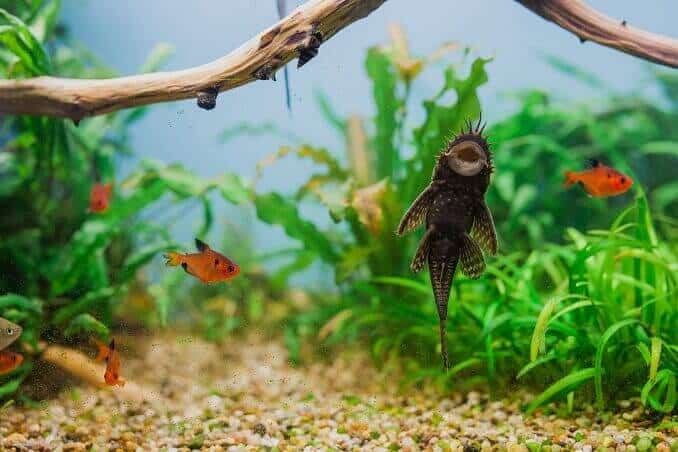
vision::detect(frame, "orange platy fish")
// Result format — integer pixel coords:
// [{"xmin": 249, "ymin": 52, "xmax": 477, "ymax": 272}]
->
[
  {"xmin": 89, "ymin": 182, "xmax": 113, "ymax": 213},
  {"xmin": 563, "ymin": 159, "xmax": 633, "ymax": 197},
  {"xmin": 0, "ymin": 350, "xmax": 23, "ymax": 375},
  {"xmin": 95, "ymin": 339, "xmax": 126, "ymax": 387},
  {"xmin": 164, "ymin": 239, "xmax": 240, "ymax": 283}
]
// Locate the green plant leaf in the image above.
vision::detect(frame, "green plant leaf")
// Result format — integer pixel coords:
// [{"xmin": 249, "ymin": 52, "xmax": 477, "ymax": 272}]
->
[
  {"xmin": 0, "ymin": 294, "xmax": 42, "ymax": 314},
  {"xmin": 0, "ymin": 8, "xmax": 51, "ymax": 75},
  {"xmin": 64, "ymin": 313, "xmax": 110, "ymax": 339},
  {"xmin": 254, "ymin": 192, "xmax": 338, "ymax": 263},
  {"xmin": 365, "ymin": 47, "xmax": 399, "ymax": 179},
  {"xmin": 526, "ymin": 368, "xmax": 596, "ymax": 415},
  {"xmin": 595, "ymin": 319, "xmax": 639, "ymax": 409},
  {"xmin": 52, "ymin": 287, "xmax": 116, "ymax": 325}
]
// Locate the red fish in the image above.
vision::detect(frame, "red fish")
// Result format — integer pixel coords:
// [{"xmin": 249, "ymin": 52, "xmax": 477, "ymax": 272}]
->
[
  {"xmin": 89, "ymin": 183, "xmax": 113, "ymax": 213},
  {"xmin": 95, "ymin": 339, "xmax": 126, "ymax": 387},
  {"xmin": 564, "ymin": 160, "xmax": 633, "ymax": 197},
  {"xmin": 0, "ymin": 350, "xmax": 23, "ymax": 375},
  {"xmin": 164, "ymin": 239, "xmax": 240, "ymax": 283}
]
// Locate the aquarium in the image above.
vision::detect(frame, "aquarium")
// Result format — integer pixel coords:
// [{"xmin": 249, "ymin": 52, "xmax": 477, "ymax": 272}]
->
[{"xmin": 0, "ymin": 0, "xmax": 676, "ymax": 450}]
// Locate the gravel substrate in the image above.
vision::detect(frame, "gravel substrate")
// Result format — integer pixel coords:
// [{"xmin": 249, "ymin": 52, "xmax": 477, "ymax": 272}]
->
[{"xmin": 0, "ymin": 334, "xmax": 675, "ymax": 451}]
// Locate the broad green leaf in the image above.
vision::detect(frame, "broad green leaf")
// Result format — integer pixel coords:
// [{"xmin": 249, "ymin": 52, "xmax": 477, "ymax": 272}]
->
[
  {"xmin": 640, "ymin": 141, "xmax": 678, "ymax": 157},
  {"xmin": 254, "ymin": 192, "xmax": 338, "ymax": 263},
  {"xmin": 217, "ymin": 173, "xmax": 251, "ymax": 205},
  {"xmin": 0, "ymin": 8, "xmax": 51, "ymax": 75},
  {"xmin": 120, "ymin": 239, "xmax": 180, "ymax": 281},
  {"xmin": 27, "ymin": 0, "xmax": 60, "ymax": 43},
  {"xmin": 0, "ymin": 294, "xmax": 42, "ymax": 314}
]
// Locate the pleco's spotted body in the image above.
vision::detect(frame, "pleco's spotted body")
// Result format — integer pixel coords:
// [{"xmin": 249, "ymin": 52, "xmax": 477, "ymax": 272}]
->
[{"xmin": 397, "ymin": 117, "xmax": 498, "ymax": 370}]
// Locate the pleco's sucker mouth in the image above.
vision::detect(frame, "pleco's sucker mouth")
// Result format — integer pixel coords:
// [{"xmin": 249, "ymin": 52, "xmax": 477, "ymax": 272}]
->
[{"xmin": 447, "ymin": 140, "xmax": 486, "ymax": 176}]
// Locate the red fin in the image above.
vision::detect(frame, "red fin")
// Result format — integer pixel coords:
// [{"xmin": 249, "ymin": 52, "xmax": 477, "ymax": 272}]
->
[
  {"xmin": 94, "ymin": 340, "xmax": 110, "ymax": 362},
  {"xmin": 563, "ymin": 171, "xmax": 577, "ymax": 188}
]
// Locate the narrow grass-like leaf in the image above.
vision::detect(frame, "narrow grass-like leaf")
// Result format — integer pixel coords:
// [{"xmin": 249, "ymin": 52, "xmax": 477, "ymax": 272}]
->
[
  {"xmin": 531, "ymin": 298, "xmax": 558, "ymax": 361},
  {"xmin": 517, "ymin": 354, "xmax": 558, "ymax": 380},
  {"xmin": 595, "ymin": 319, "xmax": 639, "ymax": 408},
  {"xmin": 370, "ymin": 276, "xmax": 431, "ymax": 295},
  {"xmin": 64, "ymin": 313, "xmax": 109, "ymax": 339},
  {"xmin": 650, "ymin": 337, "xmax": 662, "ymax": 380},
  {"xmin": 526, "ymin": 368, "xmax": 596, "ymax": 415}
]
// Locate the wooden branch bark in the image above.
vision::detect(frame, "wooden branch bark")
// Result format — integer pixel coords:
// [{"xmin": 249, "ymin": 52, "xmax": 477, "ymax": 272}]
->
[
  {"xmin": 0, "ymin": 0, "xmax": 387, "ymax": 121},
  {"xmin": 516, "ymin": 0, "xmax": 678, "ymax": 68},
  {"xmin": 41, "ymin": 344, "xmax": 159, "ymax": 406}
]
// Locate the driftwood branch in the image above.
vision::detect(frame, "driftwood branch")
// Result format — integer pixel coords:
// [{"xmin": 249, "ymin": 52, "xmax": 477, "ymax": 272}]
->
[
  {"xmin": 516, "ymin": 0, "xmax": 678, "ymax": 68},
  {"xmin": 0, "ymin": 0, "xmax": 387, "ymax": 121},
  {"xmin": 41, "ymin": 344, "xmax": 159, "ymax": 406}
]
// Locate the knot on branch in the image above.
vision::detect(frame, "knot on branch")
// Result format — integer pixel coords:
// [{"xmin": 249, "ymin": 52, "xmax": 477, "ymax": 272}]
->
[
  {"xmin": 293, "ymin": 29, "xmax": 323, "ymax": 68},
  {"xmin": 253, "ymin": 56, "xmax": 284, "ymax": 81},
  {"xmin": 196, "ymin": 87, "xmax": 219, "ymax": 110}
]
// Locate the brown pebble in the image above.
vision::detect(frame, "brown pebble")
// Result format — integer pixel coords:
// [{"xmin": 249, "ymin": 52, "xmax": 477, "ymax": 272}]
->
[{"xmin": 253, "ymin": 422, "xmax": 267, "ymax": 435}]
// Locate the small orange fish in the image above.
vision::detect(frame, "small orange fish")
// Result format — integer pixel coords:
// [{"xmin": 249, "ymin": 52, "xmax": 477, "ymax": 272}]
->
[
  {"xmin": 564, "ymin": 160, "xmax": 633, "ymax": 197},
  {"xmin": 0, "ymin": 350, "xmax": 23, "ymax": 375},
  {"xmin": 164, "ymin": 238, "xmax": 240, "ymax": 283},
  {"xmin": 95, "ymin": 339, "xmax": 125, "ymax": 387},
  {"xmin": 89, "ymin": 182, "xmax": 113, "ymax": 213}
]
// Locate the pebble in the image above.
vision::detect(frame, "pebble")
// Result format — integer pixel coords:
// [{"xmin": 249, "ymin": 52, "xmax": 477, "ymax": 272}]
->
[{"xmin": 0, "ymin": 336, "xmax": 668, "ymax": 450}]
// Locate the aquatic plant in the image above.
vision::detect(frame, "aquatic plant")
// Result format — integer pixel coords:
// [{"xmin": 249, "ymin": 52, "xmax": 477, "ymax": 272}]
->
[
  {"xmin": 223, "ymin": 27, "xmax": 678, "ymax": 411},
  {"xmin": 0, "ymin": 2, "xmax": 251, "ymax": 396}
]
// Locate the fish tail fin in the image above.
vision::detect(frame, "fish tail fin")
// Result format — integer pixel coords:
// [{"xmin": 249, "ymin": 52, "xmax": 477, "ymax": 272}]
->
[
  {"xmin": 428, "ymin": 244, "xmax": 457, "ymax": 372},
  {"xmin": 439, "ymin": 317, "xmax": 450, "ymax": 372},
  {"xmin": 563, "ymin": 171, "xmax": 577, "ymax": 188},
  {"xmin": 164, "ymin": 252, "xmax": 182, "ymax": 267},
  {"xmin": 95, "ymin": 340, "xmax": 109, "ymax": 362}
]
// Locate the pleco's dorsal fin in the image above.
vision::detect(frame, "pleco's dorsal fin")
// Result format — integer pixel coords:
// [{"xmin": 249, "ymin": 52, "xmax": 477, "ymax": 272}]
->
[
  {"xmin": 195, "ymin": 238, "xmax": 209, "ymax": 252},
  {"xmin": 586, "ymin": 159, "xmax": 601, "ymax": 168}
]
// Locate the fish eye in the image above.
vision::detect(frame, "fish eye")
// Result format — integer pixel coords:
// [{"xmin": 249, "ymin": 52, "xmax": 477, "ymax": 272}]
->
[
  {"xmin": 620, "ymin": 177, "xmax": 626, "ymax": 184},
  {"xmin": 6, "ymin": 328, "xmax": 12, "ymax": 335},
  {"xmin": 228, "ymin": 265, "xmax": 235, "ymax": 273}
]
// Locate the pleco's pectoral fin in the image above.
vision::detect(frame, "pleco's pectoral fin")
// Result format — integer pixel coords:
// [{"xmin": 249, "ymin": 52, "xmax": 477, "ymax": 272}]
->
[
  {"xmin": 471, "ymin": 201, "xmax": 498, "ymax": 255},
  {"xmin": 428, "ymin": 242, "xmax": 458, "ymax": 371},
  {"xmin": 396, "ymin": 182, "xmax": 439, "ymax": 236},
  {"xmin": 411, "ymin": 226, "xmax": 435, "ymax": 272},
  {"xmin": 460, "ymin": 234, "xmax": 485, "ymax": 279}
]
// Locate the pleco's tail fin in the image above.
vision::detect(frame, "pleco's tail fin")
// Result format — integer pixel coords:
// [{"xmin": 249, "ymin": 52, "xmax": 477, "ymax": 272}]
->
[
  {"xmin": 563, "ymin": 171, "xmax": 577, "ymax": 188},
  {"xmin": 164, "ymin": 252, "xmax": 182, "ymax": 267},
  {"xmin": 428, "ymin": 244, "xmax": 458, "ymax": 372},
  {"xmin": 439, "ymin": 318, "xmax": 450, "ymax": 371}
]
